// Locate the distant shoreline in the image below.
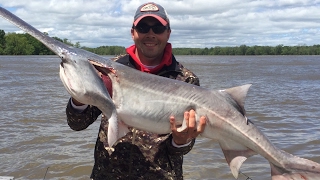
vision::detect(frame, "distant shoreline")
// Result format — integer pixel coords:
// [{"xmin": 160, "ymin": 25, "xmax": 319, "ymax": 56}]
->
[{"xmin": 1, "ymin": 30, "xmax": 319, "ymax": 55}]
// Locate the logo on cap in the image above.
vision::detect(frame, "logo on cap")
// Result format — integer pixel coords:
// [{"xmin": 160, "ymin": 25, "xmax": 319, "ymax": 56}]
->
[{"xmin": 140, "ymin": 3, "xmax": 159, "ymax": 12}]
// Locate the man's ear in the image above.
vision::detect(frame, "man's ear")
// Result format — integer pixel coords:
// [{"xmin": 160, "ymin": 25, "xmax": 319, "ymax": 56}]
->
[
  {"xmin": 131, "ymin": 28, "xmax": 134, "ymax": 39},
  {"xmin": 167, "ymin": 29, "xmax": 171, "ymax": 39}
]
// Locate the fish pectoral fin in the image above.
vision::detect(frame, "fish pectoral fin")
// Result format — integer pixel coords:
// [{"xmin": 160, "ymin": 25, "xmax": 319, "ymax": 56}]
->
[
  {"xmin": 107, "ymin": 115, "xmax": 129, "ymax": 148},
  {"xmin": 219, "ymin": 140, "xmax": 257, "ymax": 179},
  {"xmin": 107, "ymin": 113, "xmax": 119, "ymax": 147},
  {"xmin": 118, "ymin": 120, "xmax": 129, "ymax": 138}
]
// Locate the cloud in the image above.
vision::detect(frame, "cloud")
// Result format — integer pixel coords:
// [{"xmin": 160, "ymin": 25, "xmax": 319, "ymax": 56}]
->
[{"xmin": 0, "ymin": 0, "xmax": 319, "ymax": 48}]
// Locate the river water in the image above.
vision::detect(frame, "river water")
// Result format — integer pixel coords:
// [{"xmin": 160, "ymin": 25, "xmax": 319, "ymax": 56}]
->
[{"xmin": 0, "ymin": 55, "xmax": 319, "ymax": 180}]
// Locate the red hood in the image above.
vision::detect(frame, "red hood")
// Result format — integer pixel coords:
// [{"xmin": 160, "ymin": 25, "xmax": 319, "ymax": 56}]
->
[{"xmin": 126, "ymin": 43, "xmax": 172, "ymax": 74}]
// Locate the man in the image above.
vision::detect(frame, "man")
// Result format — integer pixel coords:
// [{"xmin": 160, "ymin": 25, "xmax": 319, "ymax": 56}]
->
[{"xmin": 66, "ymin": 2, "xmax": 206, "ymax": 180}]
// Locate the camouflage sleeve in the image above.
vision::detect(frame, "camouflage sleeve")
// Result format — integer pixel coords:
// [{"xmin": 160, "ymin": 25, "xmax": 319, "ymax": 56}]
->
[
  {"xmin": 177, "ymin": 63, "xmax": 200, "ymax": 86},
  {"xmin": 165, "ymin": 134, "xmax": 196, "ymax": 178},
  {"xmin": 66, "ymin": 98, "xmax": 102, "ymax": 131},
  {"xmin": 166, "ymin": 134, "xmax": 196, "ymax": 155}
]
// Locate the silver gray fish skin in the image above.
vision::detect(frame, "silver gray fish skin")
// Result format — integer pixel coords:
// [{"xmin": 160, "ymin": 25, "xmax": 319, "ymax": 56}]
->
[{"xmin": 1, "ymin": 7, "xmax": 320, "ymax": 179}]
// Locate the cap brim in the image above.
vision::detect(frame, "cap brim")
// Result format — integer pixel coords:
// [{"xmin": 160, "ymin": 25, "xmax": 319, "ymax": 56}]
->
[{"xmin": 134, "ymin": 14, "xmax": 168, "ymax": 26}]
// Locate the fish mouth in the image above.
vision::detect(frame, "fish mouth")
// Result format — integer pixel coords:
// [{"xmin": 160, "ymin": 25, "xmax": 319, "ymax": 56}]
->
[
  {"xmin": 88, "ymin": 59, "xmax": 114, "ymax": 77},
  {"xmin": 88, "ymin": 59, "xmax": 117, "ymax": 81},
  {"xmin": 88, "ymin": 59, "xmax": 104, "ymax": 68},
  {"xmin": 88, "ymin": 59, "xmax": 114, "ymax": 97}
]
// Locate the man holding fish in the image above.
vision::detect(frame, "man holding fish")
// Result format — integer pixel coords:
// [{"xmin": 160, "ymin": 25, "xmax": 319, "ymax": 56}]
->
[{"xmin": 66, "ymin": 2, "xmax": 206, "ymax": 180}]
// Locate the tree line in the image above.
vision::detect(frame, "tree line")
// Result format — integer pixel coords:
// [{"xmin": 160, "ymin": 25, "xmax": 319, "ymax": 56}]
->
[
  {"xmin": 172, "ymin": 44, "xmax": 320, "ymax": 55},
  {"xmin": 0, "ymin": 30, "xmax": 126, "ymax": 55},
  {"xmin": 1, "ymin": 30, "xmax": 320, "ymax": 55}
]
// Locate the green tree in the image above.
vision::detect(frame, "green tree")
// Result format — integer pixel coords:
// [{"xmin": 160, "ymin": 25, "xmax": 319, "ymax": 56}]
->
[
  {"xmin": 53, "ymin": 36, "xmax": 64, "ymax": 42},
  {"xmin": 24, "ymin": 33, "xmax": 53, "ymax": 55},
  {"xmin": 238, "ymin": 44, "xmax": 247, "ymax": 55},
  {"xmin": 213, "ymin": 47, "xmax": 221, "ymax": 55},
  {"xmin": 274, "ymin": 44, "xmax": 283, "ymax": 55},
  {"xmin": 63, "ymin": 38, "xmax": 73, "ymax": 46},
  {"xmin": 4, "ymin": 33, "xmax": 34, "ymax": 55},
  {"xmin": 74, "ymin": 42, "xmax": 81, "ymax": 48},
  {"xmin": 0, "ymin": 30, "xmax": 5, "ymax": 55},
  {"xmin": 245, "ymin": 46, "xmax": 255, "ymax": 55}
]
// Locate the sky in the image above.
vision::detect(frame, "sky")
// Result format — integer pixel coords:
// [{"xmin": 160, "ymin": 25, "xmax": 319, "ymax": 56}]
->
[{"xmin": 0, "ymin": 0, "xmax": 319, "ymax": 48}]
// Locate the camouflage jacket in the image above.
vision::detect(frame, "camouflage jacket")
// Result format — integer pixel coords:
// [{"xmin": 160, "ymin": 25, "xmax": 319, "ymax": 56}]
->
[{"xmin": 66, "ymin": 54, "xmax": 200, "ymax": 180}]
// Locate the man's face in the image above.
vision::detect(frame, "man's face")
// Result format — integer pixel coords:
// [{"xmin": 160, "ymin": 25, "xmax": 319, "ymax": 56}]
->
[{"xmin": 131, "ymin": 17, "xmax": 171, "ymax": 65}]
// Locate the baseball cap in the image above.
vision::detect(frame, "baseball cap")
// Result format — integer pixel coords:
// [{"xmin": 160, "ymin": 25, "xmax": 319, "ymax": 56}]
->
[{"xmin": 133, "ymin": 2, "xmax": 170, "ymax": 26}]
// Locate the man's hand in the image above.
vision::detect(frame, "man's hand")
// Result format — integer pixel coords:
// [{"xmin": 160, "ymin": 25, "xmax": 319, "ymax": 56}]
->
[{"xmin": 170, "ymin": 109, "xmax": 206, "ymax": 145}]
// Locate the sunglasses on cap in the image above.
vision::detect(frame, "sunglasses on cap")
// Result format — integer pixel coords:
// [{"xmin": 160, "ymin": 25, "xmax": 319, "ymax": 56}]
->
[{"xmin": 133, "ymin": 23, "xmax": 169, "ymax": 34}]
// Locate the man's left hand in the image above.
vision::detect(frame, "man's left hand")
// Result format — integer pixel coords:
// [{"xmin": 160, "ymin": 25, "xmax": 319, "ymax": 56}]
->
[{"xmin": 170, "ymin": 109, "xmax": 206, "ymax": 145}]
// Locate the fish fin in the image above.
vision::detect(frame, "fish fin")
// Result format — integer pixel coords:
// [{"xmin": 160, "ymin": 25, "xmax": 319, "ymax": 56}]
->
[
  {"xmin": 219, "ymin": 140, "xmax": 257, "ymax": 179},
  {"xmin": 107, "ymin": 114, "xmax": 119, "ymax": 147},
  {"xmin": 118, "ymin": 120, "xmax": 129, "ymax": 138},
  {"xmin": 223, "ymin": 84, "xmax": 252, "ymax": 116},
  {"xmin": 107, "ymin": 116, "xmax": 129, "ymax": 148}
]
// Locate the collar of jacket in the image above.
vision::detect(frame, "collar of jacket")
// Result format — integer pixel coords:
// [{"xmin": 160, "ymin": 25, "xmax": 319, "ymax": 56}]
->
[
  {"xmin": 115, "ymin": 52, "xmax": 182, "ymax": 76},
  {"xmin": 124, "ymin": 43, "xmax": 181, "ymax": 74}
]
